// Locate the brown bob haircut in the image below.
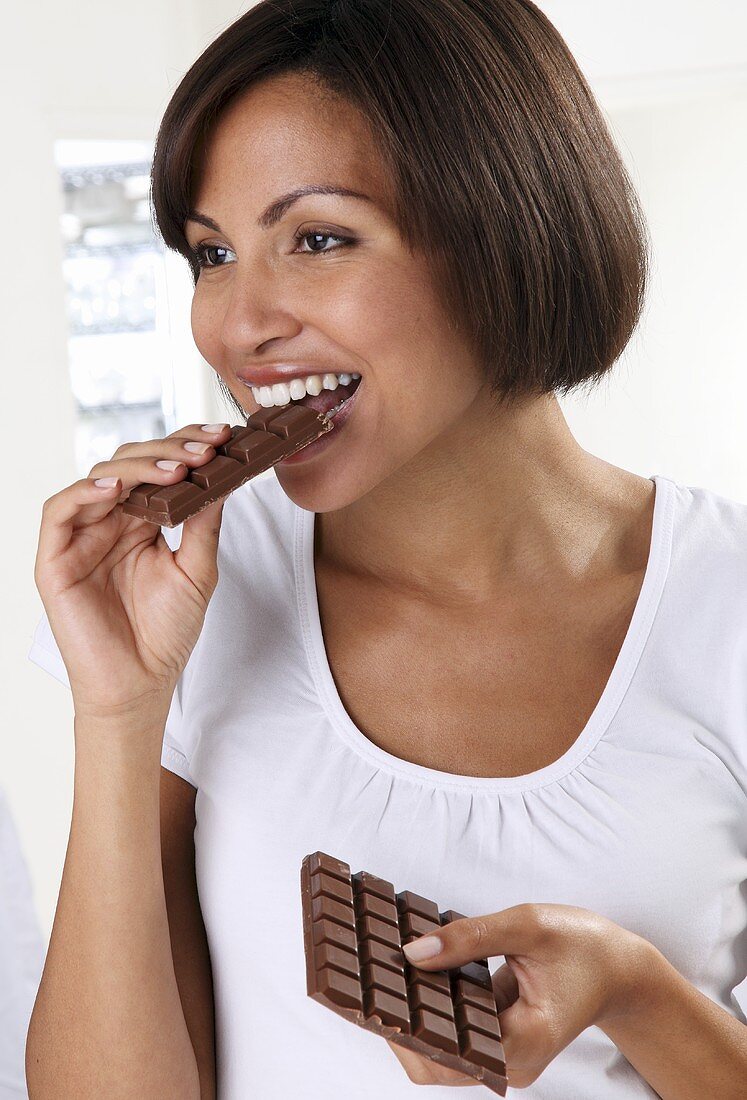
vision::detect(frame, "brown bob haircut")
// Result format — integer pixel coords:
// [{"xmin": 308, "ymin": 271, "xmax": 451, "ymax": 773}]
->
[{"xmin": 151, "ymin": 0, "xmax": 649, "ymax": 415}]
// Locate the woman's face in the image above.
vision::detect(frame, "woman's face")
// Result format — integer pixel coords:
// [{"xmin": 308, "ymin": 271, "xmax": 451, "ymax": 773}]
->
[{"xmin": 185, "ymin": 72, "xmax": 489, "ymax": 513}]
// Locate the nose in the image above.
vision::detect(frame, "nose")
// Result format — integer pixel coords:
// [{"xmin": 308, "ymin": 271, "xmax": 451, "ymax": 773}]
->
[{"xmin": 218, "ymin": 263, "xmax": 303, "ymax": 356}]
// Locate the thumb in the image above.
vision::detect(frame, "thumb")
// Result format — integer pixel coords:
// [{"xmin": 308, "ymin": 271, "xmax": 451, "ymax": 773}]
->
[
  {"xmin": 402, "ymin": 907, "xmax": 534, "ymax": 970},
  {"xmin": 172, "ymin": 496, "xmax": 226, "ymax": 596}
]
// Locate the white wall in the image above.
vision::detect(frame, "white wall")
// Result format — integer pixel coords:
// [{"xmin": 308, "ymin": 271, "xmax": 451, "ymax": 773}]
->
[
  {"xmin": 541, "ymin": 4, "xmax": 747, "ymax": 502},
  {"xmin": 3, "ymin": 0, "xmax": 747, "ymax": 948},
  {"xmin": 563, "ymin": 94, "xmax": 747, "ymax": 500},
  {"xmin": 543, "ymin": 0, "xmax": 747, "ymax": 78}
]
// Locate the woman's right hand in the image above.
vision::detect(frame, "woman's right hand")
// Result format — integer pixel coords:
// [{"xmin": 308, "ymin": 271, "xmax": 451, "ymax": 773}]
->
[{"xmin": 33, "ymin": 422, "xmax": 234, "ymax": 719}]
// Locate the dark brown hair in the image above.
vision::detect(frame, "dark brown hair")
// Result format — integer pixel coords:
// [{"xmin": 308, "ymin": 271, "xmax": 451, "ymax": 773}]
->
[{"xmin": 151, "ymin": 0, "xmax": 649, "ymax": 415}]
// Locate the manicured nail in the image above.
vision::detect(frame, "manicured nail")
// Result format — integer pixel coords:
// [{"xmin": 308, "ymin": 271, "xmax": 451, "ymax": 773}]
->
[
  {"xmin": 402, "ymin": 934, "xmax": 443, "ymax": 962},
  {"xmin": 94, "ymin": 477, "xmax": 119, "ymax": 488},
  {"xmin": 156, "ymin": 460, "xmax": 185, "ymax": 471},
  {"xmin": 201, "ymin": 423, "xmax": 227, "ymax": 433}
]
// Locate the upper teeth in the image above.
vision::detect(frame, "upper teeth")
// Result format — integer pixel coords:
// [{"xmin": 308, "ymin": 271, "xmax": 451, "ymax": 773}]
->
[{"xmin": 243, "ymin": 371, "xmax": 361, "ymax": 409}]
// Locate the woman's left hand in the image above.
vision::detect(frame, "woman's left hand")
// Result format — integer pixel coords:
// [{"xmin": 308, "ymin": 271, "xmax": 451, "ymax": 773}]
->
[{"xmin": 386, "ymin": 902, "xmax": 653, "ymax": 1089}]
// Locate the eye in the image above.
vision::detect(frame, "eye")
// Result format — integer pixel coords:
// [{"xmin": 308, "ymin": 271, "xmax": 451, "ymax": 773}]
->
[
  {"xmin": 292, "ymin": 227, "xmax": 355, "ymax": 256},
  {"xmin": 190, "ymin": 243, "xmax": 235, "ymax": 270}
]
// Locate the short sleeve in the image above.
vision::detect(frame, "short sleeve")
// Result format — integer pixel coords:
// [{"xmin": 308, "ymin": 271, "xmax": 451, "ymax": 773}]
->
[
  {"xmin": 27, "ymin": 522, "xmax": 198, "ymax": 788},
  {"xmin": 27, "ymin": 609, "xmax": 71, "ymax": 689},
  {"xmin": 731, "ymin": 974, "xmax": 747, "ymax": 1024},
  {"xmin": 159, "ymin": 676, "xmax": 194, "ymax": 786}
]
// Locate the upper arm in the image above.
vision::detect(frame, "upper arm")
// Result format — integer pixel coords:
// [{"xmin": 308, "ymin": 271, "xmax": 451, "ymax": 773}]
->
[{"xmin": 160, "ymin": 766, "xmax": 217, "ymax": 1100}]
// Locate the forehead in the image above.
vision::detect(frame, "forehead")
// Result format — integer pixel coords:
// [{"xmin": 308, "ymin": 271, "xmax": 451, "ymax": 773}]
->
[{"xmin": 192, "ymin": 73, "xmax": 392, "ymax": 216}]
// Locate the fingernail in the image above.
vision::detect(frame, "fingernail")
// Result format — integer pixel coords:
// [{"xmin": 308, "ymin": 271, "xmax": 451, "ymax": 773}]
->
[
  {"xmin": 201, "ymin": 423, "xmax": 228, "ymax": 433},
  {"xmin": 156, "ymin": 460, "xmax": 185, "ymax": 471},
  {"xmin": 94, "ymin": 477, "xmax": 119, "ymax": 488},
  {"xmin": 402, "ymin": 934, "xmax": 443, "ymax": 962}
]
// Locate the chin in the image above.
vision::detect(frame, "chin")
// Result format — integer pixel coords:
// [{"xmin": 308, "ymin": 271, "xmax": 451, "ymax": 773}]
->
[{"xmin": 273, "ymin": 462, "xmax": 368, "ymax": 514}]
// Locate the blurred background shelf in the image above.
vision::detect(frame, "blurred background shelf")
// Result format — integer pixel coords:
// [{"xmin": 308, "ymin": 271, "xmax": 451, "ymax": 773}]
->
[{"xmin": 54, "ymin": 140, "xmax": 181, "ymax": 476}]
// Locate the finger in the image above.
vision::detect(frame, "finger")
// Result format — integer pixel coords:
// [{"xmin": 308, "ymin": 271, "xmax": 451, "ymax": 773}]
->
[
  {"xmin": 385, "ymin": 1040, "xmax": 479, "ymax": 1086},
  {"xmin": 89, "ymin": 422, "xmax": 231, "ymax": 473},
  {"xmin": 387, "ymin": 1039, "xmax": 434, "ymax": 1083},
  {"xmin": 37, "ymin": 447, "xmax": 203, "ymax": 561},
  {"xmin": 36, "ymin": 477, "xmax": 124, "ymax": 565},
  {"xmin": 88, "ymin": 448, "xmax": 224, "ymax": 503},
  {"xmin": 172, "ymin": 496, "xmax": 227, "ymax": 598},
  {"xmin": 492, "ymin": 992, "xmax": 555, "ymax": 1090},
  {"xmin": 91, "ymin": 455, "xmax": 191, "ymax": 504},
  {"xmin": 165, "ymin": 421, "xmax": 231, "ymax": 442},
  {"xmin": 402, "ymin": 905, "xmax": 541, "ymax": 971}
]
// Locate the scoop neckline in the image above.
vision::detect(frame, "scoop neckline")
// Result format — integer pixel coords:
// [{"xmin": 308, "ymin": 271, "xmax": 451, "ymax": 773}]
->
[{"xmin": 294, "ymin": 473, "xmax": 675, "ymax": 793}]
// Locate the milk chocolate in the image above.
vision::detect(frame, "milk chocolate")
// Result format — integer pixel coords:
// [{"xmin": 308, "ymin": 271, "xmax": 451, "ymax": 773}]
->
[
  {"xmin": 301, "ymin": 852, "xmax": 508, "ymax": 1094},
  {"xmin": 121, "ymin": 405, "xmax": 331, "ymax": 527}
]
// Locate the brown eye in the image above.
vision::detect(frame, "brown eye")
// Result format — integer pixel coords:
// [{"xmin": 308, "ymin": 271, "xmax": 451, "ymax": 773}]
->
[
  {"xmin": 292, "ymin": 228, "xmax": 354, "ymax": 255},
  {"xmin": 192, "ymin": 244, "xmax": 234, "ymax": 269}
]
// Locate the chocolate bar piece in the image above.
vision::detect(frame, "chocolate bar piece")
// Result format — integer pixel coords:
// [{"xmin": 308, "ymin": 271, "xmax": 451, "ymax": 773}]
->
[
  {"xmin": 301, "ymin": 852, "xmax": 508, "ymax": 1095},
  {"xmin": 121, "ymin": 405, "xmax": 332, "ymax": 527}
]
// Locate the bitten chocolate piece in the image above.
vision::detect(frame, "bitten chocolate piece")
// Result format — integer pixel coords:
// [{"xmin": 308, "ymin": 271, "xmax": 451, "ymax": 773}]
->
[
  {"xmin": 121, "ymin": 405, "xmax": 332, "ymax": 527},
  {"xmin": 300, "ymin": 851, "xmax": 508, "ymax": 1095}
]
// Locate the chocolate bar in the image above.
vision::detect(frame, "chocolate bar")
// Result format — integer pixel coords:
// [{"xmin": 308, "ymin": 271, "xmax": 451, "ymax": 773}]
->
[
  {"xmin": 301, "ymin": 852, "xmax": 508, "ymax": 1095},
  {"xmin": 121, "ymin": 405, "xmax": 332, "ymax": 527}
]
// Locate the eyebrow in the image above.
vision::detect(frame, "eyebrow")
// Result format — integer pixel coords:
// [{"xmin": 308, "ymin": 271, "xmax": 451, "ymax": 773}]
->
[{"xmin": 186, "ymin": 184, "xmax": 375, "ymax": 233}]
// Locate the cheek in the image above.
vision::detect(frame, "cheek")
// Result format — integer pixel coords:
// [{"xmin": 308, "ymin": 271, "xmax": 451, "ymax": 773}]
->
[
  {"xmin": 189, "ymin": 293, "xmax": 252, "ymax": 412},
  {"xmin": 190, "ymin": 292, "xmax": 222, "ymax": 364},
  {"xmin": 312, "ymin": 267, "xmax": 402, "ymax": 353},
  {"xmin": 329, "ymin": 262, "xmax": 460, "ymax": 398}
]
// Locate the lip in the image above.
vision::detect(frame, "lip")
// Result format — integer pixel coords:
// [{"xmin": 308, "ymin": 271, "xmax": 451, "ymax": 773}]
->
[{"xmin": 235, "ymin": 364, "xmax": 358, "ymax": 388}]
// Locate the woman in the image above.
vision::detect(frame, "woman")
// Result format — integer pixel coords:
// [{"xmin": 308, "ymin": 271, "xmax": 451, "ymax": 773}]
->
[{"xmin": 26, "ymin": 0, "xmax": 747, "ymax": 1096}]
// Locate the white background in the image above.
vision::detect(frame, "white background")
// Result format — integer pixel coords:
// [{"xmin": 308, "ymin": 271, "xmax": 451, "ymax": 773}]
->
[{"xmin": 3, "ymin": 0, "xmax": 746, "ymax": 952}]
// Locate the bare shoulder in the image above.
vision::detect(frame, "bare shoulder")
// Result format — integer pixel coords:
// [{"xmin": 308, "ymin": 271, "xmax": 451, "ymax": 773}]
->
[{"xmin": 595, "ymin": 465, "xmax": 657, "ymax": 575}]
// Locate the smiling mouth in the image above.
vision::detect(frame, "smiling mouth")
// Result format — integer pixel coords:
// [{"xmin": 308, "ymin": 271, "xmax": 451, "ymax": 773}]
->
[{"xmin": 241, "ymin": 374, "xmax": 362, "ymax": 420}]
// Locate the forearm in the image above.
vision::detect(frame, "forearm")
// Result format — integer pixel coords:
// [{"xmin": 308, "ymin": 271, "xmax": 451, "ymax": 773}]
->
[
  {"xmin": 597, "ymin": 938, "xmax": 747, "ymax": 1100},
  {"xmin": 26, "ymin": 711, "xmax": 201, "ymax": 1099}
]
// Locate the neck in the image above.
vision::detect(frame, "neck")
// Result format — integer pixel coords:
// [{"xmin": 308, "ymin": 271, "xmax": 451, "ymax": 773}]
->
[{"xmin": 316, "ymin": 390, "xmax": 653, "ymax": 603}]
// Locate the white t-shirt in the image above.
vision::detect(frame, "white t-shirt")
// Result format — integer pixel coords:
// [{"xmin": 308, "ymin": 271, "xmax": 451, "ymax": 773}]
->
[{"xmin": 28, "ymin": 469, "xmax": 747, "ymax": 1099}]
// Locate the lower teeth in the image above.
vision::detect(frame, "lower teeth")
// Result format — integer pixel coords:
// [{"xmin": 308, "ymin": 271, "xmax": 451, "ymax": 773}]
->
[{"xmin": 322, "ymin": 392, "xmax": 354, "ymax": 422}]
